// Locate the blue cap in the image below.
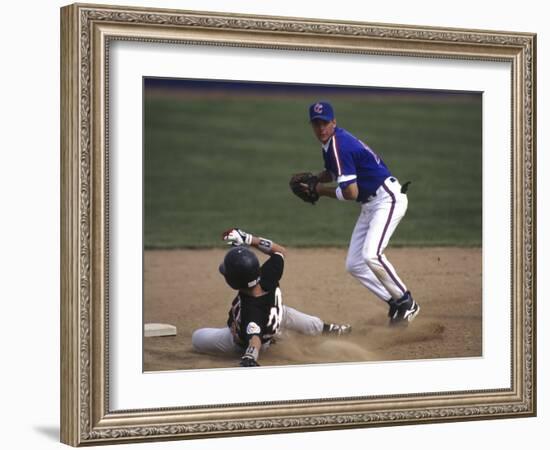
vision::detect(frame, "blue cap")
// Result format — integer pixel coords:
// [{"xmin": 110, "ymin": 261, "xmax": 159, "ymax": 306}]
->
[{"xmin": 309, "ymin": 101, "xmax": 334, "ymax": 122}]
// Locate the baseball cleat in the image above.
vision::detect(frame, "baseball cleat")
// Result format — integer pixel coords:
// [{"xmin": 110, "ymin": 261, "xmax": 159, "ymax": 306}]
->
[
  {"xmin": 388, "ymin": 292, "xmax": 420, "ymax": 327},
  {"xmin": 323, "ymin": 323, "xmax": 352, "ymax": 336}
]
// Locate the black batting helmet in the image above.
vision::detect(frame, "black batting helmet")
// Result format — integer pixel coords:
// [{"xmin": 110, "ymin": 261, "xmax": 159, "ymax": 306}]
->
[{"xmin": 219, "ymin": 247, "xmax": 260, "ymax": 290}]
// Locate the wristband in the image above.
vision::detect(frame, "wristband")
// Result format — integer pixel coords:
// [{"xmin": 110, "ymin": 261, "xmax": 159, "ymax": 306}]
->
[
  {"xmin": 257, "ymin": 238, "xmax": 273, "ymax": 254},
  {"xmin": 244, "ymin": 345, "xmax": 259, "ymax": 361},
  {"xmin": 335, "ymin": 186, "xmax": 346, "ymax": 201}
]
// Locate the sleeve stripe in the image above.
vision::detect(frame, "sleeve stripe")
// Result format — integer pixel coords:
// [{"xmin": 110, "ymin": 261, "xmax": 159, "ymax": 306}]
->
[
  {"xmin": 332, "ymin": 135, "xmax": 342, "ymax": 176},
  {"xmin": 274, "ymin": 252, "xmax": 285, "ymax": 259},
  {"xmin": 337, "ymin": 174, "xmax": 357, "ymax": 184}
]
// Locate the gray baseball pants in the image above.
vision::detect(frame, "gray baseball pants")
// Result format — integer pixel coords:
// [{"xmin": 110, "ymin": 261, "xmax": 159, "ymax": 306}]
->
[{"xmin": 192, "ymin": 305, "xmax": 324, "ymax": 355}]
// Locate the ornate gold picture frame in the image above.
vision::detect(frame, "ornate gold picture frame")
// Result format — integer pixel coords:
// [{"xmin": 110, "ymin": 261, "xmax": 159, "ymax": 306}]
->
[{"xmin": 60, "ymin": 3, "xmax": 536, "ymax": 446}]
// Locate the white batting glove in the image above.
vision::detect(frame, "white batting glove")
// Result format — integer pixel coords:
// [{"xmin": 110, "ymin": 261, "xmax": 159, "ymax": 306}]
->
[{"xmin": 222, "ymin": 228, "xmax": 252, "ymax": 246}]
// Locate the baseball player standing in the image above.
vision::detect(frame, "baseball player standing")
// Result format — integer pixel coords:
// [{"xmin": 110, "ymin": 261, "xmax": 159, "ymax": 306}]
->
[
  {"xmin": 293, "ymin": 101, "xmax": 420, "ymax": 326},
  {"xmin": 192, "ymin": 228, "xmax": 351, "ymax": 367}
]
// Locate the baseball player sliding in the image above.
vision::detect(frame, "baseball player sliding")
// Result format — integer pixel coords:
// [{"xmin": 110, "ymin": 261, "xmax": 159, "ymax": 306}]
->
[
  {"xmin": 192, "ymin": 228, "xmax": 351, "ymax": 367},
  {"xmin": 289, "ymin": 101, "xmax": 420, "ymax": 326}
]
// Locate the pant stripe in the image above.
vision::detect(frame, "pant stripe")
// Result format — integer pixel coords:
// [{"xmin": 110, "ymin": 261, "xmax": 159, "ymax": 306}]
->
[{"xmin": 378, "ymin": 183, "xmax": 407, "ymax": 295}]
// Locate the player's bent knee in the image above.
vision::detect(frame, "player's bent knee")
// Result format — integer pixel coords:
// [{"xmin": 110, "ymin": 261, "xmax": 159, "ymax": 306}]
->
[{"xmin": 345, "ymin": 258, "xmax": 362, "ymax": 276}]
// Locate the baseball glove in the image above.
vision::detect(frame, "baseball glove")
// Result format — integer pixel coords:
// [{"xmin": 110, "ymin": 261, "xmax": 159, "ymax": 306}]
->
[{"xmin": 289, "ymin": 172, "xmax": 319, "ymax": 205}]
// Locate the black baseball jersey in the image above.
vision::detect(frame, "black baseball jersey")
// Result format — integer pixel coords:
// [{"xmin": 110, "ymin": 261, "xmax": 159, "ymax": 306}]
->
[{"xmin": 227, "ymin": 253, "xmax": 284, "ymax": 347}]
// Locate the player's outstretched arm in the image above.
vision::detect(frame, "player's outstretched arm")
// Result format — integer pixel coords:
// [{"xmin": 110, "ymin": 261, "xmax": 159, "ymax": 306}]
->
[
  {"xmin": 249, "ymin": 235, "xmax": 286, "ymax": 256},
  {"xmin": 222, "ymin": 228, "xmax": 286, "ymax": 256},
  {"xmin": 240, "ymin": 335, "xmax": 262, "ymax": 367}
]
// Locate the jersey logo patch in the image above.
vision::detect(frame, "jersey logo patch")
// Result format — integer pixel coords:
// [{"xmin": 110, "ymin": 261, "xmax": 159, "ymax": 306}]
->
[{"xmin": 246, "ymin": 322, "xmax": 261, "ymax": 335}]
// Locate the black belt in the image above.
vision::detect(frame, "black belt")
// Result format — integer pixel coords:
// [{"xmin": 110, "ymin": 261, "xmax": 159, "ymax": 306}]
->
[{"xmin": 361, "ymin": 192, "xmax": 377, "ymax": 204}]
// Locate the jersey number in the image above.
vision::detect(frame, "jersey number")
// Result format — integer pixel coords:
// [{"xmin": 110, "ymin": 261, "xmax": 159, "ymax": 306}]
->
[{"xmin": 267, "ymin": 287, "xmax": 283, "ymax": 336}]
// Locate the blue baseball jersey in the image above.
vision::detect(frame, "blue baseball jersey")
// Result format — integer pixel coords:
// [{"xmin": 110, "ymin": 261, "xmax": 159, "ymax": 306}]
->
[{"xmin": 321, "ymin": 127, "xmax": 392, "ymax": 202}]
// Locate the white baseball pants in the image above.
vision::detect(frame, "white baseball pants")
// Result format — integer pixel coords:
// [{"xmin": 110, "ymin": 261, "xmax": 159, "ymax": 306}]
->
[
  {"xmin": 192, "ymin": 305, "xmax": 324, "ymax": 355},
  {"xmin": 345, "ymin": 177, "xmax": 409, "ymax": 302}
]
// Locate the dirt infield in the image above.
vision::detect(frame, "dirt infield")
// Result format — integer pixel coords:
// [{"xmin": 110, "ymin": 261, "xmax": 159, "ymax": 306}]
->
[{"xmin": 144, "ymin": 247, "xmax": 481, "ymax": 371}]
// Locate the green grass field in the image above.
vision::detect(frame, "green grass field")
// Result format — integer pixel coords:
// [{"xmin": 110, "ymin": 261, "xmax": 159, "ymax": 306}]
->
[{"xmin": 144, "ymin": 88, "xmax": 481, "ymax": 248}]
